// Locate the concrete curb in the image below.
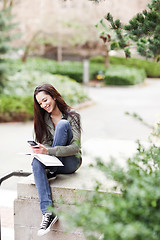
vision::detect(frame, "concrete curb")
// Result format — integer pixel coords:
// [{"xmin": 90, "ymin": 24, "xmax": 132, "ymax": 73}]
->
[{"xmin": 72, "ymin": 99, "xmax": 95, "ymax": 111}]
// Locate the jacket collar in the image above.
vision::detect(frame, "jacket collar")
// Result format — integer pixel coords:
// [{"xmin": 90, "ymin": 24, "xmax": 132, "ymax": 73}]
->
[
  {"xmin": 44, "ymin": 112, "xmax": 66, "ymax": 129},
  {"xmin": 44, "ymin": 112, "xmax": 53, "ymax": 129}
]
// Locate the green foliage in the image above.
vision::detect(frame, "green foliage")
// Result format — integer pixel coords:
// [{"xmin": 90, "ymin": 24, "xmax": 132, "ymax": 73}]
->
[
  {"xmin": 0, "ymin": 95, "xmax": 33, "ymax": 122},
  {"xmin": 97, "ymin": 0, "xmax": 160, "ymax": 61},
  {"xmin": 90, "ymin": 62, "xmax": 106, "ymax": 79},
  {"xmin": 8, "ymin": 57, "xmax": 106, "ymax": 83},
  {"xmin": 0, "ymin": 70, "xmax": 88, "ymax": 122},
  {"xmin": 0, "ymin": 7, "xmax": 18, "ymax": 92},
  {"xmin": 96, "ymin": 13, "xmax": 131, "ymax": 59},
  {"xmin": 125, "ymin": 112, "xmax": 154, "ymax": 130},
  {"xmin": 90, "ymin": 56, "xmax": 105, "ymax": 64},
  {"xmin": 110, "ymin": 56, "xmax": 160, "ymax": 77},
  {"xmin": 124, "ymin": 0, "xmax": 160, "ymax": 60},
  {"xmin": 104, "ymin": 65, "xmax": 146, "ymax": 85},
  {"xmin": 62, "ymin": 122, "xmax": 160, "ymax": 240},
  {"xmin": 14, "ymin": 57, "xmax": 151, "ymax": 86},
  {"xmin": 90, "ymin": 56, "xmax": 160, "ymax": 77}
]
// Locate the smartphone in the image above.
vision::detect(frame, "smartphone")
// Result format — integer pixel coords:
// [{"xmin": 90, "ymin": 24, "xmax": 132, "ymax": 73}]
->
[{"xmin": 27, "ymin": 141, "xmax": 39, "ymax": 148}]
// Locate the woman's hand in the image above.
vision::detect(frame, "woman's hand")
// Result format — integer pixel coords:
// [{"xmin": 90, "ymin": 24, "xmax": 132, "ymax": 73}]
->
[{"xmin": 30, "ymin": 143, "xmax": 48, "ymax": 155}]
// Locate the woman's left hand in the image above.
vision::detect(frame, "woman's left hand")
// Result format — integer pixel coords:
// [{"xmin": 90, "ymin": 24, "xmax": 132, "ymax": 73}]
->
[{"xmin": 31, "ymin": 143, "xmax": 48, "ymax": 155}]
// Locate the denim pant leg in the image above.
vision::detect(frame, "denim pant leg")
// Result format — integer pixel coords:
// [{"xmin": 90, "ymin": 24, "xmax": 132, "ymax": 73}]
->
[
  {"xmin": 55, "ymin": 155, "xmax": 82, "ymax": 174},
  {"xmin": 52, "ymin": 119, "xmax": 73, "ymax": 148},
  {"xmin": 49, "ymin": 119, "xmax": 81, "ymax": 174},
  {"xmin": 32, "ymin": 158, "xmax": 52, "ymax": 214}
]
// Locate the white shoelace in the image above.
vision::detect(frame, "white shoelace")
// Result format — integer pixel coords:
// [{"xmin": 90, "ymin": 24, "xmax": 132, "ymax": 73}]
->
[{"xmin": 40, "ymin": 213, "xmax": 51, "ymax": 229}]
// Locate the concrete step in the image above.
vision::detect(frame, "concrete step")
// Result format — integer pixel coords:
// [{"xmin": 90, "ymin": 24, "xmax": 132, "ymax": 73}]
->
[{"xmin": 14, "ymin": 159, "xmax": 114, "ymax": 240}]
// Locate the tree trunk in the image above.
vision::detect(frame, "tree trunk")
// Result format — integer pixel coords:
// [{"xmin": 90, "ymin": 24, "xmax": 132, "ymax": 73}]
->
[
  {"xmin": 57, "ymin": 45, "xmax": 62, "ymax": 62},
  {"xmin": 105, "ymin": 44, "xmax": 110, "ymax": 68},
  {"xmin": 21, "ymin": 31, "xmax": 41, "ymax": 62},
  {"xmin": 3, "ymin": 0, "xmax": 14, "ymax": 9}
]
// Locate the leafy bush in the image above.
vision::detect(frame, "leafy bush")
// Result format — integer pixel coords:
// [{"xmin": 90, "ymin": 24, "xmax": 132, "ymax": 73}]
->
[
  {"xmin": 0, "ymin": 70, "xmax": 88, "ymax": 122},
  {"xmin": 90, "ymin": 56, "xmax": 160, "ymax": 78},
  {"xmin": 0, "ymin": 95, "xmax": 33, "ymax": 122},
  {"xmin": 8, "ymin": 58, "xmax": 105, "ymax": 83},
  {"xmin": 90, "ymin": 56, "xmax": 105, "ymax": 64},
  {"xmin": 90, "ymin": 63, "xmax": 106, "ymax": 80},
  {"xmin": 110, "ymin": 56, "xmax": 160, "ymax": 78},
  {"xmin": 8, "ymin": 58, "xmax": 83, "ymax": 81},
  {"xmin": 104, "ymin": 65, "xmax": 146, "ymax": 85},
  {"xmin": 62, "ymin": 121, "xmax": 160, "ymax": 240}
]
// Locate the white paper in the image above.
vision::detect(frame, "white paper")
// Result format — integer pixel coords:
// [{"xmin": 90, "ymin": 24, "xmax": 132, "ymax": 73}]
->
[{"xmin": 19, "ymin": 153, "xmax": 63, "ymax": 166}]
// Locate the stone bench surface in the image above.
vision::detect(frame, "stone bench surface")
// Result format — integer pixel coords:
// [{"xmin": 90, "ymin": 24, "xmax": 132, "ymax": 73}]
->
[
  {"xmin": 17, "ymin": 138, "xmax": 138, "ymax": 202},
  {"xmin": 17, "ymin": 164, "xmax": 115, "ymax": 204}
]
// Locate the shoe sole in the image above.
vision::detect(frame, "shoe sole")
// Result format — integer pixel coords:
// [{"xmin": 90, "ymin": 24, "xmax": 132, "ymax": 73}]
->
[
  {"xmin": 37, "ymin": 216, "xmax": 58, "ymax": 237},
  {"xmin": 48, "ymin": 176, "xmax": 57, "ymax": 181}
]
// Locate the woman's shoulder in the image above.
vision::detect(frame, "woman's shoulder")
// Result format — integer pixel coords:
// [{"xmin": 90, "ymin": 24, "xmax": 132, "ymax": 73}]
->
[{"xmin": 67, "ymin": 110, "xmax": 80, "ymax": 120}]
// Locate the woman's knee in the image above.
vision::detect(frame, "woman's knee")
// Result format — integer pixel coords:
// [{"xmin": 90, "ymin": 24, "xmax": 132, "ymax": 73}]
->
[
  {"xmin": 57, "ymin": 156, "xmax": 81, "ymax": 174},
  {"xmin": 56, "ymin": 119, "xmax": 70, "ymax": 130},
  {"xmin": 32, "ymin": 157, "xmax": 45, "ymax": 170}
]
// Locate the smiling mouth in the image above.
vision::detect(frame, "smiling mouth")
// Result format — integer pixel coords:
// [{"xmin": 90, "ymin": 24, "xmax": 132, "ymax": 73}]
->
[{"xmin": 45, "ymin": 105, "xmax": 51, "ymax": 112}]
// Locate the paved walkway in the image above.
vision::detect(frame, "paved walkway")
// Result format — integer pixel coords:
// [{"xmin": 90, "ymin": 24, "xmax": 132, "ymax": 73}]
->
[{"xmin": 1, "ymin": 78, "xmax": 160, "ymax": 239}]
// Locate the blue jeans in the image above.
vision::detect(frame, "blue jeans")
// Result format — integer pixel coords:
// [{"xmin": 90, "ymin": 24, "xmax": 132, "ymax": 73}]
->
[{"xmin": 32, "ymin": 119, "xmax": 82, "ymax": 214}]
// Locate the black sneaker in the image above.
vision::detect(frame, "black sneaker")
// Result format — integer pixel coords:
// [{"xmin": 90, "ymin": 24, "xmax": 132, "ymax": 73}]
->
[
  {"xmin": 37, "ymin": 212, "xmax": 58, "ymax": 236},
  {"xmin": 47, "ymin": 171, "xmax": 57, "ymax": 180}
]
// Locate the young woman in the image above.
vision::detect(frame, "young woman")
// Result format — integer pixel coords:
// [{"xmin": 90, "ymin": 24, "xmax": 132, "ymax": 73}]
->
[{"xmin": 30, "ymin": 84, "xmax": 82, "ymax": 236}]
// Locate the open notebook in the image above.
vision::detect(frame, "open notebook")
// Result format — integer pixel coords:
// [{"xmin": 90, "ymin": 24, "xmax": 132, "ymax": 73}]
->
[{"xmin": 22, "ymin": 153, "xmax": 64, "ymax": 167}]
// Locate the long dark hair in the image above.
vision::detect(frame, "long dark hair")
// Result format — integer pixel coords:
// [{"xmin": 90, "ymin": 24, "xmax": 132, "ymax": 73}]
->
[{"xmin": 34, "ymin": 83, "xmax": 81, "ymax": 143}]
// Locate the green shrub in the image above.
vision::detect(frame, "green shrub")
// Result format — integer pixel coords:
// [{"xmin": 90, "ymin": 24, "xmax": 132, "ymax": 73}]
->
[
  {"xmin": 90, "ymin": 56, "xmax": 105, "ymax": 64},
  {"xmin": 90, "ymin": 56, "xmax": 160, "ymax": 78},
  {"xmin": 90, "ymin": 63, "xmax": 106, "ymax": 80},
  {"xmin": 55, "ymin": 61, "xmax": 83, "ymax": 83},
  {"xmin": 104, "ymin": 65, "xmax": 146, "ymax": 85},
  {"xmin": 62, "ymin": 122, "xmax": 160, "ymax": 240},
  {"xmin": 0, "ymin": 70, "xmax": 88, "ymax": 122},
  {"xmin": 4, "ymin": 70, "xmax": 87, "ymax": 103},
  {"xmin": 8, "ymin": 58, "xmax": 84, "ymax": 82},
  {"xmin": 110, "ymin": 56, "xmax": 160, "ymax": 78},
  {"xmin": 8, "ymin": 58, "xmax": 106, "ymax": 82},
  {"xmin": 0, "ymin": 95, "xmax": 33, "ymax": 122}
]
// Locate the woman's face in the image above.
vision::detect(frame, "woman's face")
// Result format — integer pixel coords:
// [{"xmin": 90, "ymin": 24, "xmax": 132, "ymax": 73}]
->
[{"xmin": 36, "ymin": 91, "xmax": 57, "ymax": 113}]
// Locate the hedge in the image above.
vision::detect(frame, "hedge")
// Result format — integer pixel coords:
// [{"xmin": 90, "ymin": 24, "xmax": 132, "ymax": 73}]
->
[
  {"xmin": 110, "ymin": 56, "xmax": 160, "ymax": 78},
  {"xmin": 0, "ymin": 95, "xmax": 33, "ymax": 122},
  {"xmin": 104, "ymin": 65, "xmax": 146, "ymax": 86},
  {"xmin": 90, "ymin": 56, "xmax": 160, "ymax": 78},
  {"xmin": 8, "ymin": 58, "xmax": 105, "ymax": 83}
]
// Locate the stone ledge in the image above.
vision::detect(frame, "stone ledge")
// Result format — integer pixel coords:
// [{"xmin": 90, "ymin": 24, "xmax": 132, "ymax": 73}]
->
[
  {"xmin": 14, "ymin": 225, "xmax": 85, "ymax": 240},
  {"xmin": 17, "ymin": 163, "xmax": 115, "ymax": 204},
  {"xmin": 14, "ymin": 198, "xmax": 75, "ymax": 231},
  {"xmin": 14, "ymin": 196, "xmax": 85, "ymax": 239},
  {"xmin": 14, "ymin": 164, "xmax": 114, "ymax": 240}
]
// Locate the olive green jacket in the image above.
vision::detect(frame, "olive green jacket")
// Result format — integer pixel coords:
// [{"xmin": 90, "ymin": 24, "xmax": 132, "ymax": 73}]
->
[{"xmin": 42, "ymin": 112, "xmax": 81, "ymax": 157}]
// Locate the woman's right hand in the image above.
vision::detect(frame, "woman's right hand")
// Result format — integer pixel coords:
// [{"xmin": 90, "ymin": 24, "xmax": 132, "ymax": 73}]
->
[{"xmin": 30, "ymin": 143, "xmax": 48, "ymax": 155}]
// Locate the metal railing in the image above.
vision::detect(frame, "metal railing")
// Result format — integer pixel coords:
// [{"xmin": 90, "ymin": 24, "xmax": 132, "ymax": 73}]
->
[
  {"xmin": 0, "ymin": 170, "xmax": 32, "ymax": 186},
  {"xmin": 0, "ymin": 170, "xmax": 32, "ymax": 240}
]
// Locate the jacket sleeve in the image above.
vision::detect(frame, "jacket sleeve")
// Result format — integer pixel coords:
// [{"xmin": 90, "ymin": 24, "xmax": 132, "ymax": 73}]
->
[{"xmin": 47, "ymin": 119, "xmax": 81, "ymax": 157}]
